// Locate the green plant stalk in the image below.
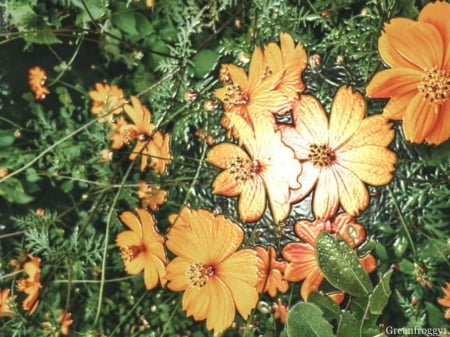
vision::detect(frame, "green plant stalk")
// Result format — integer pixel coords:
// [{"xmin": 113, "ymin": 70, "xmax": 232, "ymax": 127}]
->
[
  {"xmin": 93, "ymin": 160, "xmax": 135, "ymax": 327},
  {"xmin": 387, "ymin": 185, "xmax": 417, "ymax": 257},
  {"xmin": 0, "ymin": 118, "xmax": 98, "ymax": 184}
]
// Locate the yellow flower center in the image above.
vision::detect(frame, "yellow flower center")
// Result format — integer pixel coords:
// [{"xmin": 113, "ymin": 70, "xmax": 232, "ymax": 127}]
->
[
  {"xmin": 120, "ymin": 126, "xmax": 138, "ymax": 143},
  {"xmin": 187, "ymin": 263, "xmax": 215, "ymax": 287},
  {"xmin": 229, "ymin": 156, "xmax": 262, "ymax": 182},
  {"xmin": 120, "ymin": 244, "xmax": 144, "ymax": 262},
  {"xmin": 308, "ymin": 144, "xmax": 335, "ymax": 167},
  {"xmin": 222, "ymin": 83, "xmax": 249, "ymax": 110},
  {"xmin": 418, "ymin": 67, "xmax": 450, "ymax": 104}
]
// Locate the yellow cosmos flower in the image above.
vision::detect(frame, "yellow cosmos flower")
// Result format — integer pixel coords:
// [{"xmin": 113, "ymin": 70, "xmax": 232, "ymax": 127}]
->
[
  {"xmin": 88, "ymin": 83, "xmax": 126, "ymax": 122},
  {"xmin": 438, "ymin": 282, "xmax": 450, "ymax": 320},
  {"xmin": 281, "ymin": 86, "xmax": 397, "ymax": 219},
  {"xmin": 164, "ymin": 206, "xmax": 258, "ymax": 333},
  {"xmin": 16, "ymin": 255, "xmax": 41, "ymax": 314},
  {"xmin": 116, "ymin": 208, "xmax": 167, "ymax": 290},
  {"xmin": 207, "ymin": 114, "xmax": 301, "ymax": 224},
  {"xmin": 366, "ymin": 1, "xmax": 450, "ymax": 145},
  {"xmin": 256, "ymin": 246, "xmax": 289, "ymax": 297},
  {"xmin": 0, "ymin": 288, "xmax": 15, "ymax": 318},
  {"xmin": 282, "ymin": 213, "xmax": 376, "ymax": 301}
]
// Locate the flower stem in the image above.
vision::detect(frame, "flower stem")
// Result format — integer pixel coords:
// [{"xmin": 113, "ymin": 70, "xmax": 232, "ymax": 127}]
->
[
  {"xmin": 93, "ymin": 160, "xmax": 135, "ymax": 327},
  {"xmin": 387, "ymin": 185, "xmax": 417, "ymax": 257}
]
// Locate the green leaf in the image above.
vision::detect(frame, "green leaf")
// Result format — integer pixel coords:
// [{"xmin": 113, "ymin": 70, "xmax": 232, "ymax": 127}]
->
[
  {"xmin": 368, "ymin": 269, "xmax": 393, "ymax": 315},
  {"xmin": 307, "ymin": 292, "xmax": 341, "ymax": 321},
  {"xmin": 286, "ymin": 302, "xmax": 335, "ymax": 337},
  {"xmin": 0, "ymin": 130, "xmax": 15, "ymax": 147},
  {"xmin": 111, "ymin": 11, "xmax": 138, "ymax": 35},
  {"xmin": 336, "ymin": 311, "xmax": 359, "ymax": 337},
  {"xmin": 316, "ymin": 232, "xmax": 373, "ymax": 297},
  {"xmin": 191, "ymin": 49, "xmax": 219, "ymax": 78},
  {"xmin": 0, "ymin": 177, "xmax": 34, "ymax": 204}
]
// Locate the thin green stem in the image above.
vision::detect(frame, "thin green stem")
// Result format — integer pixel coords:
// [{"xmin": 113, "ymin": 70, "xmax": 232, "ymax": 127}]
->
[
  {"xmin": 93, "ymin": 160, "xmax": 135, "ymax": 327},
  {"xmin": 47, "ymin": 33, "xmax": 86, "ymax": 87},
  {"xmin": 109, "ymin": 291, "xmax": 148, "ymax": 337},
  {"xmin": 0, "ymin": 118, "xmax": 98, "ymax": 184},
  {"xmin": 160, "ymin": 296, "xmax": 182, "ymax": 337},
  {"xmin": 0, "ymin": 231, "xmax": 24, "ymax": 239},
  {"xmin": 387, "ymin": 185, "xmax": 417, "ymax": 257},
  {"xmin": 52, "ymin": 275, "xmax": 135, "ymax": 284}
]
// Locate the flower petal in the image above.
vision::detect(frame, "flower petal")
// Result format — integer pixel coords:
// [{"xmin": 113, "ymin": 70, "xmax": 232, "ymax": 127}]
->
[
  {"xmin": 217, "ymin": 249, "xmax": 258, "ymax": 320},
  {"xmin": 329, "ymin": 86, "xmax": 365, "ymax": 148},
  {"xmin": 424, "ymin": 100, "xmax": 450, "ymax": 145},
  {"xmin": 403, "ymin": 94, "xmax": 440, "ymax": 143},
  {"xmin": 366, "ymin": 68, "xmax": 422, "ymax": 99},
  {"xmin": 119, "ymin": 211, "xmax": 142, "ymax": 235},
  {"xmin": 238, "ymin": 178, "xmax": 266, "ymax": 223},
  {"xmin": 338, "ymin": 146, "xmax": 396, "ymax": 186},
  {"xmin": 312, "ymin": 168, "xmax": 340, "ymax": 219},
  {"xmin": 332, "ymin": 164, "xmax": 369, "ymax": 216}
]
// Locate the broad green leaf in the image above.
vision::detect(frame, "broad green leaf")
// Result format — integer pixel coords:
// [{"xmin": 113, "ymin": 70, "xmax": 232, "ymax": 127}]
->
[
  {"xmin": 316, "ymin": 232, "xmax": 373, "ymax": 297},
  {"xmin": 368, "ymin": 269, "xmax": 393, "ymax": 315},
  {"xmin": 336, "ymin": 311, "xmax": 359, "ymax": 337},
  {"xmin": 191, "ymin": 49, "xmax": 219, "ymax": 78},
  {"xmin": 286, "ymin": 302, "xmax": 335, "ymax": 337},
  {"xmin": 0, "ymin": 177, "xmax": 34, "ymax": 204},
  {"xmin": 0, "ymin": 130, "xmax": 15, "ymax": 147},
  {"xmin": 307, "ymin": 292, "xmax": 341, "ymax": 321},
  {"xmin": 111, "ymin": 11, "xmax": 138, "ymax": 35}
]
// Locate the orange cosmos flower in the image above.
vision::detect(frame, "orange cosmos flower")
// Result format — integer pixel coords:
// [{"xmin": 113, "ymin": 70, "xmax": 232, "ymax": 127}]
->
[
  {"xmin": 43, "ymin": 310, "xmax": 73, "ymax": 336},
  {"xmin": 256, "ymin": 246, "xmax": 289, "ymax": 297},
  {"xmin": 116, "ymin": 208, "xmax": 167, "ymax": 290},
  {"xmin": 120, "ymin": 96, "xmax": 171, "ymax": 173},
  {"xmin": 214, "ymin": 47, "xmax": 288, "ymax": 128},
  {"xmin": 272, "ymin": 299, "xmax": 288, "ymax": 324},
  {"xmin": 207, "ymin": 114, "xmax": 301, "ymax": 224},
  {"xmin": 366, "ymin": 1, "xmax": 450, "ymax": 145},
  {"xmin": 28, "ymin": 66, "xmax": 49, "ymax": 100},
  {"xmin": 282, "ymin": 213, "xmax": 376, "ymax": 301},
  {"xmin": 165, "ymin": 206, "xmax": 258, "ymax": 333},
  {"xmin": 280, "ymin": 86, "xmax": 397, "ymax": 219},
  {"xmin": 137, "ymin": 180, "xmax": 167, "ymax": 211},
  {"xmin": 88, "ymin": 83, "xmax": 126, "ymax": 122},
  {"xmin": 0, "ymin": 288, "xmax": 15, "ymax": 318},
  {"xmin": 16, "ymin": 255, "xmax": 41, "ymax": 314},
  {"xmin": 438, "ymin": 282, "xmax": 450, "ymax": 320}
]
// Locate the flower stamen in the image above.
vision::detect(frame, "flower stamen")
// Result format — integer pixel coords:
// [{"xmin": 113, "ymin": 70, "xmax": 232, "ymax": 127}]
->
[
  {"xmin": 120, "ymin": 245, "xmax": 144, "ymax": 262},
  {"xmin": 222, "ymin": 84, "xmax": 249, "ymax": 110},
  {"xmin": 187, "ymin": 263, "xmax": 215, "ymax": 287},
  {"xmin": 418, "ymin": 67, "xmax": 450, "ymax": 104},
  {"xmin": 308, "ymin": 144, "xmax": 336, "ymax": 167}
]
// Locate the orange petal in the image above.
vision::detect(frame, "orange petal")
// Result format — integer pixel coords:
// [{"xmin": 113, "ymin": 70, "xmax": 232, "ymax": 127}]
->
[
  {"xmin": 302, "ymin": 270, "xmax": 324, "ymax": 301},
  {"xmin": 206, "ymin": 143, "xmax": 249, "ymax": 169},
  {"xmin": 238, "ymin": 178, "xmax": 266, "ymax": 223},
  {"xmin": 366, "ymin": 68, "xmax": 422, "ymax": 100},
  {"xmin": 312, "ymin": 168, "xmax": 339, "ymax": 220},
  {"xmin": 119, "ymin": 211, "xmax": 142, "ymax": 235},
  {"xmin": 143, "ymin": 255, "xmax": 166, "ymax": 290},
  {"xmin": 338, "ymin": 146, "xmax": 397, "ymax": 186},
  {"xmin": 424, "ymin": 101, "xmax": 450, "ymax": 145},
  {"xmin": 165, "ymin": 257, "xmax": 191, "ymax": 291},
  {"xmin": 332, "ymin": 164, "xmax": 369, "ymax": 216},
  {"xmin": 418, "ymin": 1, "xmax": 450, "ymax": 58},
  {"xmin": 218, "ymin": 249, "xmax": 258, "ymax": 319},
  {"xmin": 403, "ymin": 94, "xmax": 440, "ymax": 143},
  {"xmin": 329, "ymin": 86, "xmax": 365, "ymax": 148}
]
